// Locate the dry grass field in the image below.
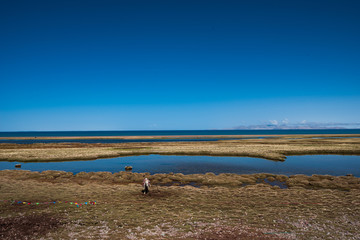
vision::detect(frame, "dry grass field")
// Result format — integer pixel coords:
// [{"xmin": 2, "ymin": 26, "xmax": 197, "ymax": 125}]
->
[
  {"xmin": 1, "ymin": 135, "xmax": 360, "ymax": 162},
  {"xmin": 0, "ymin": 170, "xmax": 359, "ymax": 239}
]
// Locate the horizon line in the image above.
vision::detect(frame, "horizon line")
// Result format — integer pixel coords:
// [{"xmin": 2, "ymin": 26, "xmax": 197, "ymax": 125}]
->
[{"xmin": 1, "ymin": 128, "xmax": 360, "ymax": 133}]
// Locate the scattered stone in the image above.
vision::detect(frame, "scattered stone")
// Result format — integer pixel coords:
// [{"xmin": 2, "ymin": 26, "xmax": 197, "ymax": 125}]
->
[
  {"xmin": 125, "ymin": 166, "xmax": 133, "ymax": 171},
  {"xmin": 15, "ymin": 164, "xmax": 21, "ymax": 168}
]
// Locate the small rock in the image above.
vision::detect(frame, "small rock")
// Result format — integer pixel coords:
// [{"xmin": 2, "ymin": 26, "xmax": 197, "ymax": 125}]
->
[
  {"xmin": 346, "ymin": 174, "xmax": 353, "ymax": 177},
  {"xmin": 15, "ymin": 164, "xmax": 21, "ymax": 168},
  {"xmin": 125, "ymin": 166, "xmax": 133, "ymax": 171}
]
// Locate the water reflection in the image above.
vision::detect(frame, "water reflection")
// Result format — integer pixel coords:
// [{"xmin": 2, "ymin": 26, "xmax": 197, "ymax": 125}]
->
[{"xmin": 0, "ymin": 155, "xmax": 359, "ymax": 177}]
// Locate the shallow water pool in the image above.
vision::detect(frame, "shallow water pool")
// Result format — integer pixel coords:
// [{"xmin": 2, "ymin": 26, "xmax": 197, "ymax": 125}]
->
[{"xmin": 1, "ymin": 155, "xmax": 359, "ymax": 176}]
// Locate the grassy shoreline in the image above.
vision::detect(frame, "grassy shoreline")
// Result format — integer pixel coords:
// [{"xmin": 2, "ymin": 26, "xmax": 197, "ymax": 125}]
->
[
  {"xmin": 1, "ymin": 170, "xmax": 359, "ymax": 239},
  {"xmin": 1, "ymin": 134, "xmax": 360, "ymax": 162},
  {"xmin": 2, "ymin": 170, "xmax": 359, "ymax": 190}
]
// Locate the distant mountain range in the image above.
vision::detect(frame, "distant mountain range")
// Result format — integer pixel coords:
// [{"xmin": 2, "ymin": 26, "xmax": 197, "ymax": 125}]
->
[
  {"xmin": 234, "ymin": 126, "xmax": 346, "ymax": 130},
  {"xmin": 233, "ymin": 122, "xmax": 360, "ymax": 130}
]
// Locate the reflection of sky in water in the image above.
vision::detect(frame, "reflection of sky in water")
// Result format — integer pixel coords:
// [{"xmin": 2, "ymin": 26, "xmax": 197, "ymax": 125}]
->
[{"xmin": 1, "ymin": 155, "xmax": 359, "ymax": 177}]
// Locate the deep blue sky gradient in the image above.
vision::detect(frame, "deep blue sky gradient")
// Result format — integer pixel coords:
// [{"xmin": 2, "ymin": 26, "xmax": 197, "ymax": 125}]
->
[{"xmin": 1, "ymin": 0, "xmax": 359, "ymax": 130}]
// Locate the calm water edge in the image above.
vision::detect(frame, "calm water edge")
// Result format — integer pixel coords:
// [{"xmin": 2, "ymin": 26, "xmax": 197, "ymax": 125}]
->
[
  {"xmin": 1, "ymin": 129, "xmax": 360, "ymax": 137},
  {"xmin": 1, "ymin": 155, "xmax": 359, "ymax": 177}
]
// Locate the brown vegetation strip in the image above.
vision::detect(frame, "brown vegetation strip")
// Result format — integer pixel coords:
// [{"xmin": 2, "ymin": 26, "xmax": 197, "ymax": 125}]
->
[
  {"xmin": 1, "ymin": 135, "xmax": 360, "ymax": 162},
  {"xmin": 1, "ymin": 170, "xmax": 359, "ymax": 190}
]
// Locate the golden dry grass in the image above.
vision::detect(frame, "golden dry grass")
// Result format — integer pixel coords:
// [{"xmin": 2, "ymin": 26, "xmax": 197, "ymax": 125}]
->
[{"xmin": 1, "ymin": 135, "xmax": 360, "ymax": 162}]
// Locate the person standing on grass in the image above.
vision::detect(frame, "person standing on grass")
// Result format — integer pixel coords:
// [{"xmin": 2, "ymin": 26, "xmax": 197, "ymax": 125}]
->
[{"xmin": 142, "ymin": 177, "xmax": 151, "ymax": 194}]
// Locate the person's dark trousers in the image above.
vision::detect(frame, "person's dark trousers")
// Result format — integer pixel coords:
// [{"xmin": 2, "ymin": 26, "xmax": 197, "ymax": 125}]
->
[{"xmin": 142, "ymin": 186, "xmax": 149, "ymax": 194}]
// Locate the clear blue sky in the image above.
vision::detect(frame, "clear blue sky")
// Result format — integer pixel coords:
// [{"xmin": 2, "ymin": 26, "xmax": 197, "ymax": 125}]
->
[{"xmin": 1, "ymin": 0, "xmax": 359, "ymax": 131}]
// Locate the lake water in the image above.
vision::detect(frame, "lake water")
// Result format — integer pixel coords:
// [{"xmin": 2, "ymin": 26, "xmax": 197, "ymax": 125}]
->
[
  {"xmin": 1, "ymin": 129, "xmax": 360, "ymax": 137},
  {"xmin": 1, "ymin": 136, "xmax": 359, "ymax": 144},
  {"xmin": 2, "ymin": 129, "xmax": 359, "ymax": 144},
  {"xmin": 1, "ymin": 155, "xmax": 359, "ymax": 177}
]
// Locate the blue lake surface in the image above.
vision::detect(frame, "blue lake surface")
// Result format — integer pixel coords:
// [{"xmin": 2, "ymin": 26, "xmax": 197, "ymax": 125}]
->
[
  {"xmin": 1, "ymin": 136, "xmax": 359, "ymax": 144},
  {"xmin": 1, "ymin": 129, "xmax": 360, "ymax": 137},
  {"xmin": 1, "ymin": 155, "xmax": 359, "ymax": 177}
]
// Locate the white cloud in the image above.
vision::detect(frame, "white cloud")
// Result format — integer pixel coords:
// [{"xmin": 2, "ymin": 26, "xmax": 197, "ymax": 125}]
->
[
  {"xmin": 269, "ymin": 120, "xmax": 278, "ymax": 125},
  {"xmin": 233, "ymin": 121, "xmax": 360, "ymax": 130},
  {"xmin": 282, "ymin": 118, "xmax": 289, "ymax": 124}
]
